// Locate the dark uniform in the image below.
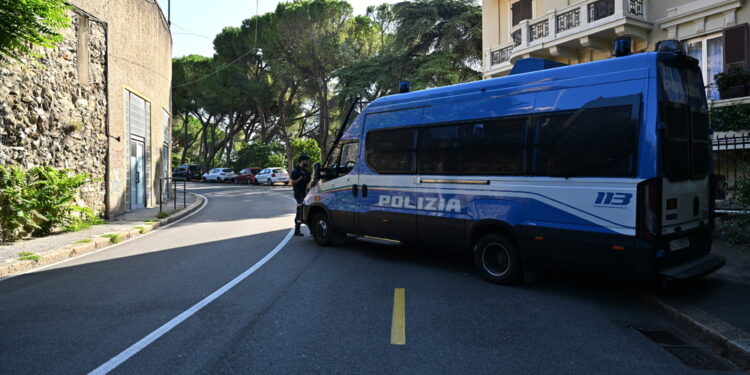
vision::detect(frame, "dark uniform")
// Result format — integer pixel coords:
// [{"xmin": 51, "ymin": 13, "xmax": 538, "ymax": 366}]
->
[{"xmin": 291, "ymin": 163, "xmax": 310, "ymax": 234}]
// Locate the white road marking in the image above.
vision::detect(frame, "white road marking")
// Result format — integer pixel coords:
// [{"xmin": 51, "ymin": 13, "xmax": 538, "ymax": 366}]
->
[
  {"xmin": 0, "ymin": 193, "xmax": 209, "ymax": 283},
  {"xmin": 88, "ymin": 191, "xmax": 298, "ymax": 374}
]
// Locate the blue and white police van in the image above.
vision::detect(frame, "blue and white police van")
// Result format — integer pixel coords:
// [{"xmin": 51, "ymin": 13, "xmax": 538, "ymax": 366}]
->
[{"xmin": 302, "ymin": 41, "xmax": 725, "ymax": 285}]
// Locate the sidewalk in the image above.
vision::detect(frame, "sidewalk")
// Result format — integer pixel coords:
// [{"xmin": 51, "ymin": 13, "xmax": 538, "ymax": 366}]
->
[
  {"xmin": 644, "ymin": 236, "xmax": 750, "ymax": 369},
  {"xmin": 0, "ymin": 193, "xmax": 202, "ymax": 278}
]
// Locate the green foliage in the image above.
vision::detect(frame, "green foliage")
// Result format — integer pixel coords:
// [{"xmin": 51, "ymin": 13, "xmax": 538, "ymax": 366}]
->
[
  {"xmin": 714, "ymin": 65, "xmax": 750, "ymax": 90},
  {"xmin": 64, "ymin": 206, "xmax": 105, "ymax": 232},
  {"xmin": 721, "ymin": 163, "xmax": 750, "ymax": 245},
  {"xmin": 134, "ymin": 226, "xmax": 146, "ymax": 234},
  {"xmin": 102, "ymin": 233, "xmax": 121, "ymax": 244},
  {"xmin": 233, "ymin": 142, "xmax": 284, "ymax": 170},
  {"xmin": 267, "ymin": 153, "xmax": 287, "ymax": 168},
  {"xmin": 17, "ymin": 252, "xmax": 41, "ymax": 262},
  {"xmin": 156, "ymin": 211, "xmax": 171, "ymax": 219},
  {"xmin": 0, "ymin": 165, "xmax": 97, "ymax": 242},
  {"xmin": 0, "ymin": 0, "xmax": 71, "ymax": 63},
  {"xmin": 291, "ymin": 138, "xmax": 322, "ymax": 166},
  {"xmin": 710, "ymin": 103, "xmax": 750, "ymax": 131},
  {"xmin": 75, "ymin": 238, "xmax": 93, "ymax": 244}
]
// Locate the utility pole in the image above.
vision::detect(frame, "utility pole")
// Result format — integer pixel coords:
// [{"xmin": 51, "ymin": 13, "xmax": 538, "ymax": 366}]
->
[{"xmin": 168, "ymin": 0, "xmax": 171, "ymax": 26}]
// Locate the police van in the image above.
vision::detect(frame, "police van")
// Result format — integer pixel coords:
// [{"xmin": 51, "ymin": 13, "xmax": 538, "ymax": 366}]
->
[{"xmin": 302, "ymin": 41, "xmax": 725, "ymax": 285}]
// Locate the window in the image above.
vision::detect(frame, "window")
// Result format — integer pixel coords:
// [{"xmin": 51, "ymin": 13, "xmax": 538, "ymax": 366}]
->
[
  {"xmin": 464, "ymin": 119, "xmax": 527, "ymax": 175},
  {"xmin": 418, "ymin": 119, "xmax": 527, "ymax": 175},
  {"xmin": 660, "ymin": 62, "xmax": 710, "ymax": 181},
  {"xmin": 511, "ymin": 0, "xmax": 533, "ymax": 26},
  {"xmin": 125, "ymin": 90, "xmax": 150, "ymax": 139},
  {"xmin": 420, "ymin": 125, "xmax": 463, "ymax": 174},
  {"xmin": 537, "ymin": 96, "xmax": 640, "ymax": 178},
  {"xmin": 366, "ymin": 128, "xmax": 417, "ymax": 174},
  {"xmin": 685, "ymin": 34, "xmax": 723, "ymax": 100},
  {"xmin": 338, "ymin": 142, "xmax": 359, "ymax": 174}
]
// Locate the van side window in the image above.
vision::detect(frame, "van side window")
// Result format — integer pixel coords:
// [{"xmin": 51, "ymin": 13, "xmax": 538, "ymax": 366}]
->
[
  {"xmin": 418, "ymin": 118, "xmax": 527, "ymax": 175},
  {"xmin": 420, "ymin": 125, "xmax": 462, "ymax": 174},
  {"xmin": 366, "ymin": 128, "xmax": 417, "ymax": 174},
  {"xmin": 463, "ymin": 118, "xmax": 527, "ymax": 175},
  {"xmin": 546, "ymin": 105, "xmax": 637, "ymax": 177},
  {"xmin": 531, "ymin": 113, "xmax": 569, "ymax": 175}
]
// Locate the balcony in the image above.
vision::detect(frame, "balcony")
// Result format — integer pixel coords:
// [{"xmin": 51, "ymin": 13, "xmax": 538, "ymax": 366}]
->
[{"xmin": 484, "ymin": 0, "xmax": 653, "ymax": 76}]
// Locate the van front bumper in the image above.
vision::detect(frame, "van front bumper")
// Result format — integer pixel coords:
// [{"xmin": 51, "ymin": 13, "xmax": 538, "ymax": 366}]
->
[{"xmin": 658, "ymin": 253, "xmax": 725, "ymax": 281}]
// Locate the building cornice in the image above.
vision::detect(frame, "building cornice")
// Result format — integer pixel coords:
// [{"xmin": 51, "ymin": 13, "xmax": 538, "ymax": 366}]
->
[{"xmin": 656, "ymin": 0, "xmax": 743, "ymax": 29}]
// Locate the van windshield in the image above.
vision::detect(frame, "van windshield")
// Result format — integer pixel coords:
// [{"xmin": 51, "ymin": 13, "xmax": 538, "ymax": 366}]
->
[{"xmin": 659, "ymin": 59, "xmax": 710, "ymax": 181}]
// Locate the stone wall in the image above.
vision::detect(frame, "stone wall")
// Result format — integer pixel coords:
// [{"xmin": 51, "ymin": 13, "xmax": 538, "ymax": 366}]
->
[{"xmin": 0, "ymin": 10, "xmax": 108, "ymax": 215}]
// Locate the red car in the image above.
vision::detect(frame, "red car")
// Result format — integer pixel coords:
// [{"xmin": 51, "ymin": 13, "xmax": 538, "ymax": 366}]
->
[{"xmin": 235, "ymin": 167, "xmax": 262, "ymax": 185}]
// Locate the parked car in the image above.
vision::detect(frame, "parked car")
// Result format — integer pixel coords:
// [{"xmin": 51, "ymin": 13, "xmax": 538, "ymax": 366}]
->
[
  {"xmin": 202, "ymin": 168, "xmax": 237, "ymax": 183},
  {"xmin": 255, "ymin": 167, "xmax": 289, "ymax": 185},
  {"xmin": 235, "ymin": 167, "xmax": 260, "ymax": 185},
  {"xmin": 172, "ymin": 164, "xmax": 202, "ymax": 181}
]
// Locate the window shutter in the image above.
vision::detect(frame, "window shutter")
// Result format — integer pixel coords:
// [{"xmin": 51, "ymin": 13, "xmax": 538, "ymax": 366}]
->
[
  {"xmin": 723, "ymin": 23, "xmax": 749, "ymax": 71},
  {"xmin": 511, "ymin": 0, "xmax": 532, "ymax": 26},
  {"xmin": 522, "ymin": 0, "xmax": 532, "ymax": 22},
  {"xmin": 512, "ymin": 2, "xmax": 521, "ymax": 26}
]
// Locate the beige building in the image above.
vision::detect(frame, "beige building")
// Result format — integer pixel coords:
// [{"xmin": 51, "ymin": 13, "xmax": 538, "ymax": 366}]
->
[
  {"xmin": 482, "ymin": 0, "xmax": 749, "ymax": 100},
  {"xmin": 70, "ymin": 0, "xmax": 173, "ymax": 216},
  {"xmin": 0, "ymin": 0, "xmax": 172, "ymax": 218}
]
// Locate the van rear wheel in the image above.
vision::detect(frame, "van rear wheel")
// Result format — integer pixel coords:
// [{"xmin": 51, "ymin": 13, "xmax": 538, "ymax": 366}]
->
[{"xmin": 473, "ymin": 233, "xmax": 522, "ymax": 285}]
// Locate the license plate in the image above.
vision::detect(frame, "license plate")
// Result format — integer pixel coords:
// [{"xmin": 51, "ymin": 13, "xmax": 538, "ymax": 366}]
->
[{"xmin": 669, "ymin": 237, "xmax": 690, "ymax": 251}]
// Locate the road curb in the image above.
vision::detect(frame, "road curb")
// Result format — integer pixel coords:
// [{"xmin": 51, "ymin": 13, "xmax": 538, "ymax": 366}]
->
[
  {"xmin": 0, "ymin": 193, "xmax": 205, "ymax": 278},
  {"xmin": 638, "ymin": 291, "xmax": 750, "ymax": 369}
]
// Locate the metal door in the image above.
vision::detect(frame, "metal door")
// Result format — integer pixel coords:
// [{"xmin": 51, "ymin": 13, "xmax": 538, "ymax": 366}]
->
[{"xmin": 130, "ymin": 141, "xmax": 145, "ymax": 210}]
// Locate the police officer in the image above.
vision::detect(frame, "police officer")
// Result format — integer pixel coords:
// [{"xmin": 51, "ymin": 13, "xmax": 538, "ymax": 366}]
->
[{"xmin": 290, "ymin": 154, "xmax": 311, "ymax": 236}]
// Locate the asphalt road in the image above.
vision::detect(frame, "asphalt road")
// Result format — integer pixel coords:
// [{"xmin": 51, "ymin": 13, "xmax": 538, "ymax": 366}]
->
[{"xmin": 0, "ymin": 183, "xmax": 743, "ymax": 374}]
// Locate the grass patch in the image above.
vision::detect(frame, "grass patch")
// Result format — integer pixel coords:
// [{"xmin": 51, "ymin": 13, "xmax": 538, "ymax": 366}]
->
[
  {"xmin": 144, "ymin": 219, "xmax": 159, "ymax": 223},
  {"xmin": 75, "ymin": 238, "xmax": 92, "ymax": 244},
  {"xmin": 102, "ymin": 233, "xmax": 122, "ymax": 244},
  {"xmin": 156, "ymin": 211, "xmax": 172, "ymax": 219},
  {"xmin": 64, "ymin": 216, "xmax": 105, "ymax": 233},
  {"xmin": 134, "ymin": 226, "xmax": 146, "ymax": 234},
  {"xmin": 17, "ymin": 252, "xmax": 41, "ymax": 262}
]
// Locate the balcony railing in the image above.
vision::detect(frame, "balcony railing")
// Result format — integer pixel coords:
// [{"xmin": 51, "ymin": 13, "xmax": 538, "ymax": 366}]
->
[
  {"xmin": 588, "ymin": 0, "xmax": 615, "ymax": 22},
  {"xmin": 628, "ymin": 0, "xmax": 644, "ymax": 17},
  {"xmin": 490, "ymin": 46, "xmax": 514, "ymax": 66},
  {"xmin": 557, "ymin": 9, "xmax": 581, "ymax": 33},
  {"xmin": 529, "ymin": 20, "xmax": 549, "ymax": 42}
]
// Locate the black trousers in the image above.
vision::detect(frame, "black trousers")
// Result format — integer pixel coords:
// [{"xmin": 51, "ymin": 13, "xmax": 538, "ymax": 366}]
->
[{"xmin": 294, "ymin": 191, "xmax": 305, "ymax": 230}]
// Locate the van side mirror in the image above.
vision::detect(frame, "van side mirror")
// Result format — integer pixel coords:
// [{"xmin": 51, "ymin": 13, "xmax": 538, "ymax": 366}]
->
[{"xmin": 313, "ymin": 162, "xmax": 321, "ymax": 181}]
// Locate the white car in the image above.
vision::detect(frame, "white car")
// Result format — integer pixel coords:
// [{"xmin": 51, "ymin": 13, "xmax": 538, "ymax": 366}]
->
[
  {"xmin": 202, "ymin": 168, "xmax": 237, "ymax": 183},
  {"xmin": 255, "ymin": 167, "xmax": 289, "ymax": 185}
]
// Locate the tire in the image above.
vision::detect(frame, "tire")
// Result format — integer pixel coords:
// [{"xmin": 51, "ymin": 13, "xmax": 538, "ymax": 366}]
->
[
  {"xmin": 216, "ymin": 177, "xmax": 222, "ymax": 183},
  {"xmin": 284, "ymin": 181, "xmax": 289, "ymax": 185},
  {"xmin": 202, "ymin": 177, "xmax": 207, "ymax": 183},
  {"xmin": 311, "ymin": 212, "xmax": 334, "ymax": 246},
  {"xmin": 267, "ymin": 178, "xmax": 273, "ymax": 186},
  {"xmin": 473, "ymin": 233, "xmax": 522, "ymax": 285}
]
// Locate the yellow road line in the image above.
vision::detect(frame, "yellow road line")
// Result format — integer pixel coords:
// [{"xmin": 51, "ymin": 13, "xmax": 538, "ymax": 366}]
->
[{"xmin": 390, "ymin": 288, "xmax": 406, "ymax": 345}]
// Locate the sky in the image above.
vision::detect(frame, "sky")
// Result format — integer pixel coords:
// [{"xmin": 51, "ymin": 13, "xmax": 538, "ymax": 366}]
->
[{"xmin": 155, "ymin": 0, "xmax": 401, "ymax": 58}]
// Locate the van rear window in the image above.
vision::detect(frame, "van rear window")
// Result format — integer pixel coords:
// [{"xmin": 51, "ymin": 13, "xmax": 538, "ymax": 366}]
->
[{"xmin": 659, "ymin": 61, "xmax": 709, "ymax": 181}]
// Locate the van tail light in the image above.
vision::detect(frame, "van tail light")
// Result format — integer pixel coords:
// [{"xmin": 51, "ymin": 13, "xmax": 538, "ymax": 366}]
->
[
  {"xmin": 637, "ymin": 178, "xmax": 661, "ymax": 243},
  {"xmin": 271, "ymin": 174, "xmax": 276, "ymax": 177}
]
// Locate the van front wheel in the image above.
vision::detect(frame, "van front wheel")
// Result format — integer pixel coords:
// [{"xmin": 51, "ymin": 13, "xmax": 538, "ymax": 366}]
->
[
  {"xmin": 311, "ymin": 212, "xmax": 335, "ymax": 246},
  {"xmin": 473, "ymin": 234, "xmax": 522, "ymax": 285}
]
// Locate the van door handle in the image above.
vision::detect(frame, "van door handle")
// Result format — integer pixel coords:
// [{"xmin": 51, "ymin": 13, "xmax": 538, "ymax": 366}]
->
[
  {"xmin": 352, "ymin": 184, "xmax": 358, "ymax": 197},
  {"xmin": 136, "ymin": 172, "xmax": 140, "ymax": 184},
  {"xmin": 362, "ymin": 184, "xmax": 368, "ymax": 198}
]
